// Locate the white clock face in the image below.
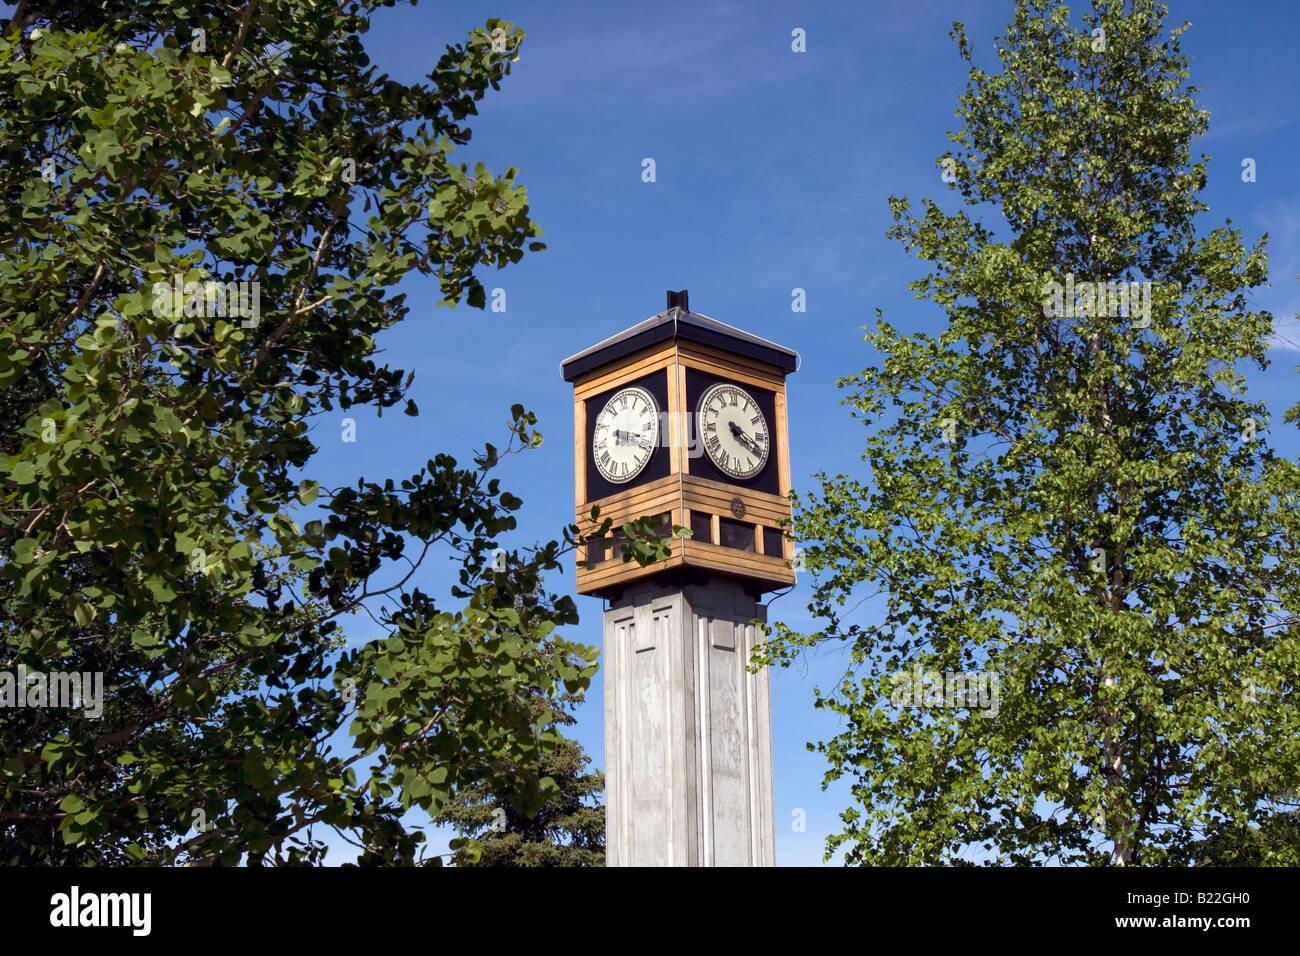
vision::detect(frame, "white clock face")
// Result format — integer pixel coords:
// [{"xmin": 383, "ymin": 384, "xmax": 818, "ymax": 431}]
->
[
  {"xmin": 593, "ymin": 386, "xmax": 659, "ymax": 483},
  {"xmin": 698, "ymin": 383, "xmax": 769, "ymax": 480}
]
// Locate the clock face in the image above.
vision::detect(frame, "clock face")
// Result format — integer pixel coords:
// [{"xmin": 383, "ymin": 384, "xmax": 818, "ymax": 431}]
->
[
  {"xmin": 698, "ymin": 383, "xmax": 769, "ymax": 480},
  {"xmin": 592, "ymin": 386, "xmax": 660, "ymax": 484}
]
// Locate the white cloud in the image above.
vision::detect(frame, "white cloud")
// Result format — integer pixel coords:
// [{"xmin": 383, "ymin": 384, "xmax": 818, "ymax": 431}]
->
[{"xmin": 1251, "ymin": 197, "xmax": 1300, "ymax": 350}]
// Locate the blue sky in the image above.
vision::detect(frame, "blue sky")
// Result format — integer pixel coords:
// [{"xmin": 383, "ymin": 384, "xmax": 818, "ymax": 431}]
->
[
  {"xmin": 309, "ymin": 0, "xmax": 1299, "ymax": 865},
  {"xmin": 6, "ymin": 0, "xmax": 1297, "ymax": 868},
  {"xmin": 28, "ymin": 0, "xmax": 1281, "ymax": 864}
]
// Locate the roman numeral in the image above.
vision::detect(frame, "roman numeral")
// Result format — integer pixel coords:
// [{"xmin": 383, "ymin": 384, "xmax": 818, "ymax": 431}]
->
[
  {"xmin": 706, "ymin": 434, "xmax": 721, "ymax": 452},
  {"xmin": 704, "ymin": 420, "xmax": 716, "ymax": 432},
  {"xmin": 618, "ymin": 461, "xmax": 627, "ymax": 476},
  {"xmin": 728, "ymin": 392, "xmax": 738, "ymax": 405},
  {"xmin": 751, "ymin": 414, "xmax": 762, "ymax": 426},
  {"xmin": 599, "ymin": 451, "xmax": 611, "ymax": 466}
]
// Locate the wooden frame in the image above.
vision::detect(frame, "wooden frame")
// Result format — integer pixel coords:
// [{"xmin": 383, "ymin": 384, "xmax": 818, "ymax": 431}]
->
[{"xmin": 572, "ymin": 339, "xmax": 795, "ymax": 596}]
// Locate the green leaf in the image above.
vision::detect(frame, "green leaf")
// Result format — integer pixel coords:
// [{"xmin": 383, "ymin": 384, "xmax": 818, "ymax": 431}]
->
[
  {"xmin": 297, "ymin": 480, "xmax": 320, "ymax": 505},
  {"xmin": 0, "ymin": 4, "xmax": 562, "ymax": 869},
  {"xmin": 13, "ymin": 538, "xmax": 37, "ymax": 564},
  {"xmin": 72, "ymin": 600, "xmax": 94, "ymax": 626},
  {"xmin": 59, "ymin": 794, "xmax": 85, "ymax": 814}
]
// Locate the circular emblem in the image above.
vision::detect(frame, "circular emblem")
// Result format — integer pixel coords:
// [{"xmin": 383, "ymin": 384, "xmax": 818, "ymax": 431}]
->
[{"xmin": 730, "ymin": 497, "xmax": 746, "ymax": 519}]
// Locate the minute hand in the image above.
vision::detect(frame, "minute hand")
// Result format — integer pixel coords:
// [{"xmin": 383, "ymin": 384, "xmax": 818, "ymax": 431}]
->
[
  {"xmin": 728, "ymin": 421, "xmax": 761, "ymax": 454},
  {"xmin": 614, "ymin": 429, "xmax": 649, "ymax": 449}
]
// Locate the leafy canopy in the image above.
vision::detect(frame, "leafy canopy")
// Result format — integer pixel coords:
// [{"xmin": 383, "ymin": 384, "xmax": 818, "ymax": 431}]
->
[
  {"xmin": 0, "ymin": 0, "xmax": 670, "ymax": 865},
  {"xmin": 433, "ymin": 689, "xmax": 605, "ymax": 868},
  {"xmin": 760, "ymin": 0, "xmax": 1300, "ymax": 866}
]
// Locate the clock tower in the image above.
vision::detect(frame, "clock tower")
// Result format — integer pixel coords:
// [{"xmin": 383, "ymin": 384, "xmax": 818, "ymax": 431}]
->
[{"xmin": 561, "ymin": 291, "xmax": 798, "ymax": 866}]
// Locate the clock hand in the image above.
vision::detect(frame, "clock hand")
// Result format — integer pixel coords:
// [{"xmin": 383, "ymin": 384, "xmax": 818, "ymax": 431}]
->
[
  {"xmin": 614, "ymin": 429, "xmax": 649, "ymax": 450},
  {"xmin": 728, "ymin": 421, "xmax": 760, "ymax": 454}
]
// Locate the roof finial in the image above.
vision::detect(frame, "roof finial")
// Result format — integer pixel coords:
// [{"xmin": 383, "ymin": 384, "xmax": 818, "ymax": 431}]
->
[{"xmin": 666, "ymin": 289, "xmax": 689, "ymax": 313}]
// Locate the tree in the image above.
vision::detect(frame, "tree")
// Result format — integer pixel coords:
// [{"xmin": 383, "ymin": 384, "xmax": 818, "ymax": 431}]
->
[
  {"xmin": 431, "ymin": 578, "xmax": 605, "ymax": 867},
  {"xmin": 760, "ymin": 0, "xmax": 1300, "ymax": 866},
  {"xmin": 0, "ymin": 1, "xmax": 673, "ymax": 865},
  {"xmin": 434, "ymin": 692, "xmax": 605, "ymax": 867},
  {"xmin": 1284, "ymin": 305, "xmax": 1300, "ymax": 429}
]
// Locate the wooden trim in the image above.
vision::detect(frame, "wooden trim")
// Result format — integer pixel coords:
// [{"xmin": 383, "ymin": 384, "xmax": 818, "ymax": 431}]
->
[
  {"xmin": 681, "ymin": 475, "xmax": 791, "ymax": 517},
  {"xmin": 569, "ymin": 332, "xmax": 798, "ymax": 596},
  {"xmin": 683, "ymin": 495, "xmax": 788, "ymax": 527},
  {"xmin": 684, "ymin": 543, "xmax": 788, "ymax": 575},
  {"xmin": 575, "ymin": 530, "xmax": 796, "ymax": 594},
  {"xmin": 582, "ymin": 473, "xmax": 679, "ymax": 516},
  {"xmin": 680, "ymin": 540, "xmax": 795, "ymax": 584},
  {"xmin": 675, "ymin": 351, "xmax": 689, "ymax": 476},
  {"xmin": 574, "ymin": 399, "xmax": 587, "ymax": 511},
  {"xmin": 751, "ymin": 522, "xmax": 791, "ymax": 559},
  {"xmin": 680, "ymin": 355, "xmax": 785, "ymax": 393},
  {"xmin": 665, "ymin": 349, "xmax": 682, "ymax": 477},
  {"xmin": 682, "ymin": 543, "xmax": 766, "ymax": 575},
  {"xmin": 677, "ymin": 343, "xmax": 786, "ymax": 391},
  {"xmin": 580, "ymin": 545, "xmax": 794, "ymax": 591},
  {"xmin": 677, "ymin": 341, "xmax": 788, "ymax": 385},
  {"xmin": 579, "ymin": 548, "xmax": 685, "ymax": 589},
  {"xmin": 774, "ymin": 385, "xmax": 792, "ymax": 498},
  {"xmin": 572, "ymin": 342, "xmax": 677, "ymax": 400}
]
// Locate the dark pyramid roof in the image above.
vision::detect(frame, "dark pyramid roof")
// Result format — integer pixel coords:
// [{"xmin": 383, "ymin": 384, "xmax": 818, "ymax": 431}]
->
[{"xmin": 560, "ymin": 306, "xmax": 799, "ymax": 382}]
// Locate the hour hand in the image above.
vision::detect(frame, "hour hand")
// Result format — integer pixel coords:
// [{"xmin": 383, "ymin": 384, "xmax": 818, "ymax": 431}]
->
[
  {"xmin": 728, "ymin": 421, "xmax": 758, "ymax": 452},
  {"xmin": 615, "ymin": 429, "xmax": 648, "ymax": 449}
]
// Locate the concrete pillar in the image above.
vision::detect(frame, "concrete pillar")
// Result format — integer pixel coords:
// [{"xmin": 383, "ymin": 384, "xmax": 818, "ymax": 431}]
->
[{"xmin": 603, "ymin": 575, "xmax": 775, "ymax": 866}]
